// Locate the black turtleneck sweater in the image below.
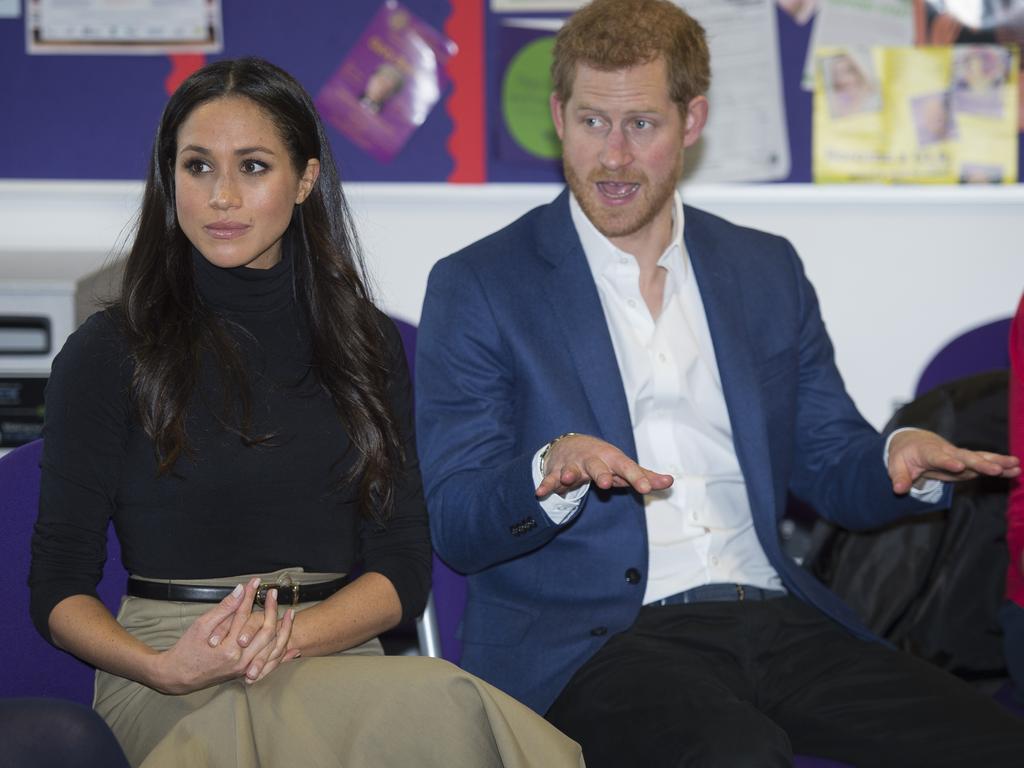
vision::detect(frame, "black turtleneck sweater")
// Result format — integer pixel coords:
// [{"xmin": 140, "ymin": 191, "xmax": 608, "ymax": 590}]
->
[{"xmin": 29, "ymin": 252, "xmax": 430, "ymax": 642}]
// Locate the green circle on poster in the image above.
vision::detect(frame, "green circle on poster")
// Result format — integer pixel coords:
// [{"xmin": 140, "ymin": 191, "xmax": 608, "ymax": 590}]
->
[{"xmin": 502, "ymin": 37, "xmax": 561, "ymax": 159}]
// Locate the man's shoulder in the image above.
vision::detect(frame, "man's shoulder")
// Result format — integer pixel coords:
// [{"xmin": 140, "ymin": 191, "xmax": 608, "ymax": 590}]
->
[
  {"xmin": 683, "ymin": 203, "xmax": 790, "ymax": 249},
  {"xmin": 437, "ymin": 191, "xmax": 570, "ymax": 276}
]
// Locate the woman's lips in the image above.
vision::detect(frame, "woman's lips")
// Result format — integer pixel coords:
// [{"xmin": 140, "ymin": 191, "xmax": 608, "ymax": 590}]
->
[{"xmin": 204, "ymin": 222, "xmax": 251, "ymax": 239}]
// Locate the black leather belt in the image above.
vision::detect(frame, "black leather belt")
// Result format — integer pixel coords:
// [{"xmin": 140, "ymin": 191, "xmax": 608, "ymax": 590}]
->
[
  {"xmin": 127, "ymin": 575, "xmax": 348, "ymax": 607},
  {"xmin": 652, "ymin": 583, "xmax": 787, "ymax": 606}
]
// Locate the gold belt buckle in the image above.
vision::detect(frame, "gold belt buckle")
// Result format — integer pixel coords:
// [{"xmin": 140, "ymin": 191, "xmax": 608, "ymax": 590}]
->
[{"xmin": 254, "ymin": 573, "xmax": 299, "ymax": 607}]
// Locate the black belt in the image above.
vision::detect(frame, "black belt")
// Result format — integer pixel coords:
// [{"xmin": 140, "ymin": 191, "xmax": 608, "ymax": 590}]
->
[
  {"xmin": 127, "ymin": 575, "xmax": 348, "ymax": 607},
  {"xmin": 652, "ymin": 583, "xmax": 787, "ymax": 606}
]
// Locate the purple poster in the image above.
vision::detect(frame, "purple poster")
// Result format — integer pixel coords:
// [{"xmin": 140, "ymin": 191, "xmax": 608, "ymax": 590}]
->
[{"xmin": 315, "ymin": 0, "xmax": 456, "ymax": 163}]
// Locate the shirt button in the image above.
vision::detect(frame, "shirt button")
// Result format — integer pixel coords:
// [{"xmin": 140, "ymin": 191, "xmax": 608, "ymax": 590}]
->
[
  {"xmin": 590, "ymin": 626, "xmax": 608, "ymax": 636},
  {"xmin": 627, "ymin": 299, "xmax": 637, "ymax": 308},
  {"xmin": 625, "ymin": 568, "xmax": 641, "ymax": 584},
  {"xmin": 691, "ymin": 511, "xmax": 698, "ymax": 521},
  {"xmin": 619, "ymin": 256, "xmax": 628, "ymax": 265},
  {"xmin": 711, "ymin": 556, "xmax": 719, "ymax": 566},
  {"xmin": 658, "ymin": 353, "xmax": 667, "ymax": 363}
]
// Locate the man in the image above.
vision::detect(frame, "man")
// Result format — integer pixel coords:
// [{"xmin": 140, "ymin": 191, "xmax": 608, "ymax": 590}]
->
[{"xmin": 415, "ymin": 1, "xmax": 1024, "ymax": 764}]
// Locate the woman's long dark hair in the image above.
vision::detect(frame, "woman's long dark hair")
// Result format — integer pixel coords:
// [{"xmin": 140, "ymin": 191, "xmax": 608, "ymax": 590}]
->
[{"xmin": 119, "ymin": 57, "xmax": 401, "ymax": 522}]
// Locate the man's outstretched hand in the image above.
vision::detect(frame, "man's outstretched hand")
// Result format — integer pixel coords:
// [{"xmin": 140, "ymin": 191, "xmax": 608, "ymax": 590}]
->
[
  {"xmin": 888, "ymin": 428, "xmax": 1020, "ymax": 495},
  {"xmin": 536, "ymin": 433, "xmax": 674, "ymax": 497}
]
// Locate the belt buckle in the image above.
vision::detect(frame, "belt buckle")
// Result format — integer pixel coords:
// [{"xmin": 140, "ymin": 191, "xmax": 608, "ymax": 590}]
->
[
  {"xmin": 736, "ymin": 585, "xmax": 745, "ymax": 601},
  {"xmin": 254, "ymin": 574, "xmax": 299, "ymax": 608}
]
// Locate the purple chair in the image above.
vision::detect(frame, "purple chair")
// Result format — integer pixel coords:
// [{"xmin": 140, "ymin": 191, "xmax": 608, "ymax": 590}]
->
[
  {"xmin": 916, "ymin": 317, "xmax": 1012, "ymax": 397},
  {"xmin": 0, "ymin": 439, "xmax": 128, "ymax": 705}
]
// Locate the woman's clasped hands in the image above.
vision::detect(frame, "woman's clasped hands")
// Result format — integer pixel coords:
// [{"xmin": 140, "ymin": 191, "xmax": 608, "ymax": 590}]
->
[{"xmin": 151, "ymin": 577, "xmax": 297, "ymax": 695}]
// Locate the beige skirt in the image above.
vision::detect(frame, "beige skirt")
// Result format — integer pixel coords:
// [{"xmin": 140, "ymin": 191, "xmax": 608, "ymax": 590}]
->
[{"xmin": 95, "ymin": 569, "xmax": 583, "ymax": 768}]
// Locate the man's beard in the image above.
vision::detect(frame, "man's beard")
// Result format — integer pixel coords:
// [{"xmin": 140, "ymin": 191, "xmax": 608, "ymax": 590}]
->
[{"xmin": 563, "ymin": 154, "xmax": 682, "ymax": 241}]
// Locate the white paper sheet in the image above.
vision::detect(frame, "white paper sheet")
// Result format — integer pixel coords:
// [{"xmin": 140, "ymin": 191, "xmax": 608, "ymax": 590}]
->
[
  {"xmin": 802, "ymin": 0, "xmax": 914, "ymax": 89},
  {"xmin": 682, "ymin": 0, "xmax": 791, "ymax": 182},
  {"xmin": 27, "ymin": 0, "xmax": 222, "ymax": 55}
]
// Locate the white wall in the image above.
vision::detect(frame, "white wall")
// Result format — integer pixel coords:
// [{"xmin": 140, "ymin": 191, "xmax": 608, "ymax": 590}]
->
[{"xmin": 1, "ymin": 180, "xmax": 1022, "ymax": 428}]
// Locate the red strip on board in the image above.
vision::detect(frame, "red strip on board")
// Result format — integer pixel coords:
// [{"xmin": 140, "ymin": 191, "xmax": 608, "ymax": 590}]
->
[
  {"xmin": 444, "ymin": 0, "xmax": 486, "ymax": 183},
  {"xmin": 165, "ymin": 54, "xmax": 207, "ymax": 96}
]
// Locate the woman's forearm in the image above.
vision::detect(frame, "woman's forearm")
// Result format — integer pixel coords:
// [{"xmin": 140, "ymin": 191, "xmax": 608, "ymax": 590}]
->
[
  {"xmin": 288, "ymin": 572, "xmax": 403, "ymax": 657},
  {"xmin": 50, "ymin": 580, "xmax": 291, "ymax": 694},
  {"xmin": 49, "ymin": 595, "xmax": 165, "ymax": 689}
]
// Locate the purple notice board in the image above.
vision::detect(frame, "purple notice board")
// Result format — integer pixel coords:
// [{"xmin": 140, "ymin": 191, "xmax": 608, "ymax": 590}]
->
[{"xmin": 0, "ymin": 0, "xmax": 453, "ymax": 182}]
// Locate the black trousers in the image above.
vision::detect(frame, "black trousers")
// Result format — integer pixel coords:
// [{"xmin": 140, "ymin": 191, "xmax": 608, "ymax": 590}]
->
[{"xmin": 545, "ymin": 597, "xmax": 1024, "ymax": 768}]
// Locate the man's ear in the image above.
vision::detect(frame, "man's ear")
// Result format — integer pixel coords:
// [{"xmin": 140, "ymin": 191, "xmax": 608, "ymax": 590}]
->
[
  {"xmin": 550, "ymin": 92, "xmax": 566, "ymax": 141},
  {"xmin": 296, "ymin": 159, "xmax": 321, "ymax": 204},
  {"xmin": 682, "ymin": 95, "xmax": 709, "ymax": 149}
]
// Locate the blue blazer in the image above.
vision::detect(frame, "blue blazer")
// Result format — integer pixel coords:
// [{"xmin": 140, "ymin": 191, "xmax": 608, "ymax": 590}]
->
[{"xmin": 415, "ymin": 190, "xmax": 944, "ymax": 714}]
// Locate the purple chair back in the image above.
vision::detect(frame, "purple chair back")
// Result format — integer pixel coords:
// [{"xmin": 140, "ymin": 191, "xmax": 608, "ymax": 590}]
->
[
  {"xmin": 392, "ymin": 317, "xmax": 470, "ymax": 663},
  {"xmin": 0, "ymin": 439, "xmax": 128, "ymax": 704},
  {"xmin": 916, "ymin": 317, "xmax": 1012, "ymax": 397}
]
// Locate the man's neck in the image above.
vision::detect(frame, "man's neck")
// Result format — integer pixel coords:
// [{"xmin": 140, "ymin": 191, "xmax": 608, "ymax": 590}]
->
[{"xmin": 610, "ymin": 203, "xmax": 675, "ymax": 276}]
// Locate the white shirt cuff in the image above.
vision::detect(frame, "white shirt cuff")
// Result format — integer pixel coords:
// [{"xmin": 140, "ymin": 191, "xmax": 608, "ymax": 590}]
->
[
  {"xmin": 532, "ymin": 444, "xmax": 590, "ymax": 524},
  {"xmin": 883, "ymin": 427, "xmax": 945, "ymax": 503}
]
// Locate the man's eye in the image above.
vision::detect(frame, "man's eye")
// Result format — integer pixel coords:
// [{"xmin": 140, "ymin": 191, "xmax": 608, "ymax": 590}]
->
[
  {"xmin": 584, "ymin": 117, "xmax": 603, "ymax": 128},
  {"xmin": 634, "ymin": 119, "xmax": 650, "ymax": 130}
]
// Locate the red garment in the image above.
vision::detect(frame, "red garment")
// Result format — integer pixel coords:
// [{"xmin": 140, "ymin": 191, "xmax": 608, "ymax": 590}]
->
[{"xmin": 1007, "ymin": 293, "xmax": 1024, "ymax": 606}]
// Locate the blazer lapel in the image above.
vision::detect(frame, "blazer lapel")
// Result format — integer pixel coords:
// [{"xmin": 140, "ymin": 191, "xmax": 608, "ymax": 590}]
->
[
  {"xmin": 536, "ymin": 191, "xmax": 637, "ymax": 459},
  {"xmin": 685, "ymin": 212, "xmax": 781, "ymax": 542}
]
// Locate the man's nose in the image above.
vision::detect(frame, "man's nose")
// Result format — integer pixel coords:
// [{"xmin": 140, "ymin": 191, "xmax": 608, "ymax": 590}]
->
[{"xmin": 599, "ymin": 128, "xmax": 633, "ymax": 170}]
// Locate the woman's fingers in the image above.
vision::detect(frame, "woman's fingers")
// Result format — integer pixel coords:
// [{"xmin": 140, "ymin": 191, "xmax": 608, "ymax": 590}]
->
[
  {"xmin": 194, "ymin": 582, "xmax": 246, "ymax": 642},
  {"xmin": 248, "ymin": 607, "xmax": 297, "ymax": 684}
]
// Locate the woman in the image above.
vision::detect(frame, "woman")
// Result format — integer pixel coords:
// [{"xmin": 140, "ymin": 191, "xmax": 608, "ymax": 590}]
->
[
  {"xmin": 28, "ymin": 58, "xmax": 582, "ymax": 767},
  {"xmin": 1003, "ymin": 292, "xmax": 1024, "ymax": 703}
]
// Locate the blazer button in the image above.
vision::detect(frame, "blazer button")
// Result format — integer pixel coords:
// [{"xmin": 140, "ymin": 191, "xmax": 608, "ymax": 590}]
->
[
  {"xmin": 624, "ymin": 568, "xmax": 641, "ymax": 585},
  {"xmin": 590, "ymin": 626, "xmax": 608, "ymax": 636}
]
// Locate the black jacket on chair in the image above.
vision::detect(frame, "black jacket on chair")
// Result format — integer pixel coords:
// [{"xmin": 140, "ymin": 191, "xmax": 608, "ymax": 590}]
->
[{"xmin": 809, "ymin": 371, "xmax": 1011, "ymax": 676}]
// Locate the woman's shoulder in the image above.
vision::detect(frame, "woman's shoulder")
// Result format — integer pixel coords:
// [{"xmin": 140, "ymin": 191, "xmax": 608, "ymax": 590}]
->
[{"xmin": 51, "ymin": 308, "xmax": 131, "ymax": 386}]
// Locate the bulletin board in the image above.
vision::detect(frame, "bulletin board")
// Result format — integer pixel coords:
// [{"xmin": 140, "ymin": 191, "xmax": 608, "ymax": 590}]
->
[
  {"xmin": 0, "ymin": 0, "xmax": 1021, "ymax": 183},
  {"xmin": 0, "ymin": 0, "xmax": 457, "ymax": 182}
]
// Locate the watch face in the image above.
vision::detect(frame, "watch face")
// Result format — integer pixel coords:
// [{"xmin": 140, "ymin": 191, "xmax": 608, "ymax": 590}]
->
[{"xmin": 925, "ymin": 0, "xmax": 1024, "ymax": 30}]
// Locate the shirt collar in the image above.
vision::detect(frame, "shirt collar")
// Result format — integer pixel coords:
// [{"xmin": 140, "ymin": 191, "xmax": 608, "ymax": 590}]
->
[{"xmin": 569, "ymin": 190, "xmax": 689, "ymax": 283}]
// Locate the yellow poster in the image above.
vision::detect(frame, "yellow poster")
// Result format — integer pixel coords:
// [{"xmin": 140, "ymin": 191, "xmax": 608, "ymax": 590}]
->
[{"xmin": 813, "ymin": 45, "xmax": 1019, "ymax": 183}]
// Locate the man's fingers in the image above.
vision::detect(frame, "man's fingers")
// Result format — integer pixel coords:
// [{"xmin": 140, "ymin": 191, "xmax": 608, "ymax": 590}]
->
[
  {"xmin": 962, "ymin": 450, "xmax": 1020, "ymax": 476},
  {"xmin": 889, "ymin": 462, "xmax": 915, "ymax": 494},
  {"xmin": 609, "ymin": 458, "xmax": 649, "ymax": 493},
  {"xmin": 558, "ymin": 465, "xmax": 583, "ymax": 487},
  {"xmin": 581, "ymin": 457, "xmax": 616, "ymax": 490},
  {"xmin": 536, "ymin": 433, "xmax": 675, "ymax": 497},
  {"xmin": 535, "ymin": 471, "xmax": 559, "ymax": 497},
  {"xmin": 643, "ymin": 469, "xmax": 674, "ymax": 490},
  {"xmin": 607, "ymin": 455, "xmax": 673, "ymax": 495},
  {"xmin": 921, "ymin": 469, "xmax": 979, "ymax": 483}
]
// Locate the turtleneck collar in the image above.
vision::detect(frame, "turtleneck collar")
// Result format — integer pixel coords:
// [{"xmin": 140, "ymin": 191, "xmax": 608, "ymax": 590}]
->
[{"xmin": 192, "ymin": 243, "xmax": 294, "ymax": 314}]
